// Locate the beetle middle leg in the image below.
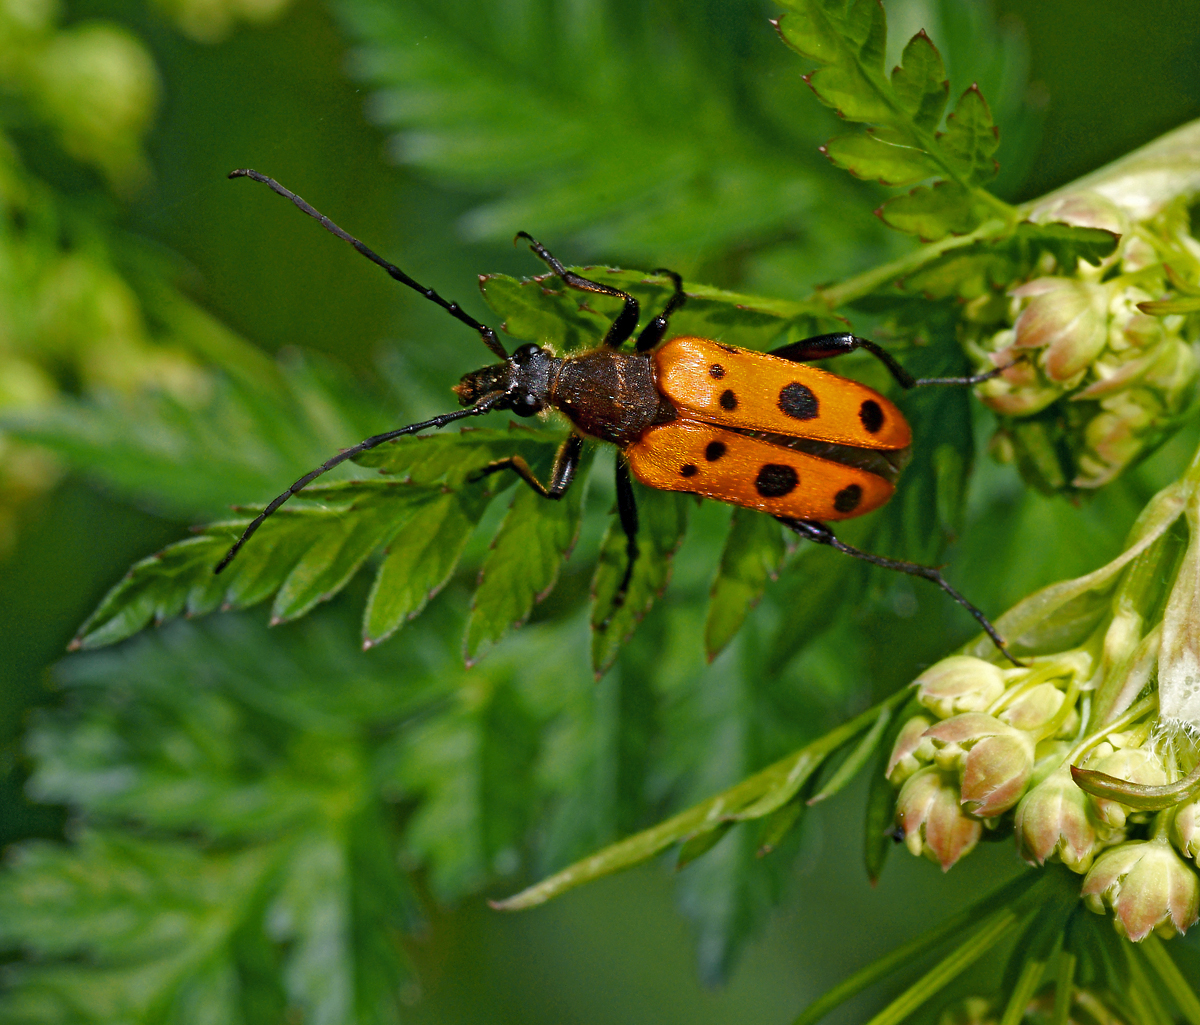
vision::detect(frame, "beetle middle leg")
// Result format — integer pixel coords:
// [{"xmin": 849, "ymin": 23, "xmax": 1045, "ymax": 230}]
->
[
  {"xmin": 769, "ymin": 332, "xmax": 1008, "ymax": 389},
  {"xmin": 608, "ymin": 456, "xmax": 641, "ymax": 619},
  {"xmin": 775, "ymin": 516, "xmax": 1022, "ymax": 666},
  {"xmin": 469, "ymin": 433, "xmax": 584, "ymax": 498}
]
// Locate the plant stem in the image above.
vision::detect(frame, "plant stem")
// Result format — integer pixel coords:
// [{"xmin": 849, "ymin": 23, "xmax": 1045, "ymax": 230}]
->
[{"xmin": 813, "ymin": 217, "xmax": 1011, "ymax": 310}]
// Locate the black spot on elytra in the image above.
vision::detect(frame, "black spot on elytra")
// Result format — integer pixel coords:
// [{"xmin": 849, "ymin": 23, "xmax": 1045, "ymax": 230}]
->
[
  {"xmin": 834, "ymin": 484, "xmax": 862, "ymax": 513},
  {"xmin": 755, "ymin": 464, "xmax": 798, "ymax": 498},
  {"xmin": 779, "ymin": 382, "xmax": 819, "ymax": 420},
  {"xmin": 860, "ymin": 399, "xmax": 884, "ymax": 433},
  {"xmin": 719, "ymin": 389, "xmax": 737, "ymax": 411},
  {"xmin": 709, "ymin": 364, "xmax": 725, "ymax": 379},
  {"xmin": 680, "ymin": 463, "xmax": 698, "ymax": 478},
  {"xmin": 705, "ymin": 440, "xmax": 726, "ymax": 462}
]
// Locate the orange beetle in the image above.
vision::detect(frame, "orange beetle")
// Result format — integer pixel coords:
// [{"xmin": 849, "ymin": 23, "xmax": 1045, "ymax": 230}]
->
[{"xmin": 218, "ymin": 170, "xmax": 1013, "ymax": 661}]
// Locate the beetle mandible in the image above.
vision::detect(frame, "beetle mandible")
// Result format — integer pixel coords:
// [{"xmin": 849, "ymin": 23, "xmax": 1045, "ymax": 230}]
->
[{"xmin": 217, "ymin": 169, "xmax": 1015, "ymax": 663}]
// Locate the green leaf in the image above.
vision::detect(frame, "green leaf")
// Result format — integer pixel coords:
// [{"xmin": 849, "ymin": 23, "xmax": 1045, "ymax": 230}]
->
[
  {"xmin": 491, "ymin": 693, "xmax": 904, "ymax": 911},
  {"xmin": 774, "ymin": 0, "xmax": 1015, "ymax": 238},
  {"xmin": 464, "ymin": 447, "xmax": 595, "ymax": 663},
  {"xmin": 352, "ymin": 424, "xmax": 560, "ymax": 484},
  {"xmin": 675, "ymin": 821, "xmax": 734, "ymax": 871},
  {"xmin": 338, "ymin": 0, "xmax": 869, "ymax": 267},
  {"xmin": 939, "ymin": 84, "xmax": 1000, "ymax": 186},
  {"xmin": 72, "ymin": 482, "xmax": 455, "ymax": 650},
  {"xmin": 363, "ymin": 488, "xmax": 495, "ymax": 648},
  {"xmin": 591, "ymin": 485, "xmax": 691, "ymax": 679},
  {"xmin": 806, "ymin": 702, "xmax": 892, "ymax": 805},
  {"xmin": 893, "ymin": 222, "xmax": 1120, "ymax": 300},
  {"xmin": 5, "ymin": 347, "xmax": 395, "ymax": 521},
  {"xmin": 877, "ymin": 181, "xmax": 979, "ymax": 240},
  {"xmin": 705, "ymin": 507, "xmax": 787, "ymax": 662},
  {"xmin": 890, "ymin": 30, "xmax": 948, "ymax": 132},
  {"xmin": 822, "ymin": 130, "xmax": 938, "ymax": 187}
]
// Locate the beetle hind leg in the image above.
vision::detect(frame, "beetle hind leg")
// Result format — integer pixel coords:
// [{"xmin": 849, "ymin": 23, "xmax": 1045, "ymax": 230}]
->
[{"xmin": 775, "ymin": 517, "xmax": 1022, "ymax": 667}]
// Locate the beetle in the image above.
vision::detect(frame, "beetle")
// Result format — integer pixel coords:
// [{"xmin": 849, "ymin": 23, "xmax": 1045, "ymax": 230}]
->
[{"xmin": 217, "ymin": 169, "xmax": 1015, "ymax": 662}]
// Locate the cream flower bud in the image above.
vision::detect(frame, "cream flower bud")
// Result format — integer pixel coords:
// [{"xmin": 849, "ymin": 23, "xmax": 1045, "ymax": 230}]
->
[
  {"xmin": 997, "ymin": 682, "xmax": 1066, "ymax": 732},
  {"xmin": 1172, "ymin": 800, "xmax": 1200, "ymax": 860},
  {"xmin": 1014, "ymin": 766, "xmax": 1098, "ymax": 872},
  {"xmin": 886, "ymin": 715, "xmax": 934, "ymax": 785},
  {"xmin": 923, "ymin": 713, "xmax": 1036, "ymax": 817},
  {"xmin": 914, "ymin": 657, "xmax": 1007, "ymax": 720},
  {"xmin": 1086, "ymin": 747, "xmax": 1168, "ymax": 831},
  {"xmin": 894, "ymin": 768, "xmax": 982, "ymax": 871},
  {"xmin": 1010, "ymin": 278, "xmax": 1109, "ymax": 382},
  {"xmin": 1082, "ymin": 836, "xmax": 1200, "ymax": 941}
]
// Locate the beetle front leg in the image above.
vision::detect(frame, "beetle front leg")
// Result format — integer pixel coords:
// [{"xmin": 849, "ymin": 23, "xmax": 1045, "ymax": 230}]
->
[
  {"xmin": 775, "ymin": 516, "xmax": 1022, "ymax": 667},
  {"xmin": 769, "ymin": 332, "xmax": 1008, "ymax": 389},
  {"xmin": 469, "ymin": 433, "xmax": 584, "ymax": 498}
]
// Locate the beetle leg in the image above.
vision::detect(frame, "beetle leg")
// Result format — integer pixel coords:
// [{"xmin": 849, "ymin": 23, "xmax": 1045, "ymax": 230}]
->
[
  {"xmin": 775, "ymin": 516, "xmax": 1023, "ymax": 667},
  {"xmin": 768, "ymin": 332, "xmax": 1009, "ymax": 389},
  {"xmin": 468, "ymin": 433, "xmax": 584, "ymax": 498},
  {"xmin": 610, "ymin": 457, "xmax": 641, "ymax": 616},
  {"xmin": 516, "ymin": 231, "xmax": 640, "ymax": 349},
  {"xmin": 634, "ymin": 269, "xmax": 687, "ymax": 352}
]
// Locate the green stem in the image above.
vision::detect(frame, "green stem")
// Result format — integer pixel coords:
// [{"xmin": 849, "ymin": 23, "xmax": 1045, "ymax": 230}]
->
[
  {"xmin": 1050, "ymin": 949, "xmax": 1076, "ymax": 1025},
  {"xmin": 813, "ymin": 218, "xmax": 1011, "ymax": 310},
  {"xmin": 789, "ymin": 872, "xmax": 1040, "ymax": 1025},
  {"xmin": 863, "ymin": 903, "xmax": 1029, "ymax": 1025},
  {"xmin": 1142, "ymin": 933, "xmax": 1200, "ymax": 1025},
  {"xmin": 998, "ymin": 955, "xmax": 1047, "ymax": 1025}
]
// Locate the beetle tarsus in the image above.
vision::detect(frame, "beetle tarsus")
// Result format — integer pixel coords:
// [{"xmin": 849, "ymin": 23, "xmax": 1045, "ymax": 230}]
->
[{"xmin": 775, "ymin": 516, "xmax": 1023, "ymax": 667}]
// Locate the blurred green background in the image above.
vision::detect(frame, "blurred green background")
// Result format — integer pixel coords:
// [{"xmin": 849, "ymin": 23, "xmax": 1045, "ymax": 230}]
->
[{"xmin": 2, "ymin": 0, "xmax": 1200, "ymax": 1021}]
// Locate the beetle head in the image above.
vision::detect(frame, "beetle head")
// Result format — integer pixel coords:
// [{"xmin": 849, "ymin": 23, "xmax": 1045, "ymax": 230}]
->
[{"xmin": 453, "ymin": 343, "xmax": 558, "ymax": 417}]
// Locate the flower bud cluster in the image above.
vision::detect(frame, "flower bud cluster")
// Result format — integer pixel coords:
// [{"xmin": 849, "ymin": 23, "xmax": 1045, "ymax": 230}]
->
[
  {"xmin": 961, "ymin": 191, "xmax": 1199, "ymax": 491},
  {"xmin": 888, "ymin": 655, "xmax": 1083, "ymax": 871},
  {"xmin": 888, "ymin": 645, "xmax": 1200, "ymax": 941}
]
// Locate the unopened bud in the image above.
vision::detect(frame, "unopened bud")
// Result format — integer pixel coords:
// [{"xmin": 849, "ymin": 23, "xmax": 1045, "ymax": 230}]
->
[
  {"xmin": 1172, "ymin": 800, "xmax": 1200, "ymax": 860},
  {"xmin": 1082, "ymin": 836, "xmax": 1200, "ymax": 941},
  {"xmin": 914, "ymin": 657, "xmax": 1007, "ymax": 720},
  {"xmin": 1086, "ymin": 747, "xmax": 1168, "ymax": 832},
  {"xmin": 924, "ymin": 713, "xmax": 1036, "ymax": 817},
  {"xmin": 1014, "ymin": 766, "xmax": 1098, "ymax": 872},
  {"xmin": 886, "ymin": 715, "xmax": 934, "ymax": 785},
  {"xmin": 1010, "ymin": 278, "xmax": 1109, "ymax": 383},
  {"xmin": 894, "ymin": 768, "xmax": 982, "ymax": 871},
  {"xmin": 998, "ymin": 682, "xmax": 1066, "ymax": 733}
]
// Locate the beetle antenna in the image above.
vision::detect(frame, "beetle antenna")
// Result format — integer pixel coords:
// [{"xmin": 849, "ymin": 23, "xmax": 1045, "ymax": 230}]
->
[
  {"xmin": 214, "ymin": 393, "xmax": 504, "ymax": 575},
  {"xmin": 229, "ymin": 169, "xmax": 508, "ymax": 360}
]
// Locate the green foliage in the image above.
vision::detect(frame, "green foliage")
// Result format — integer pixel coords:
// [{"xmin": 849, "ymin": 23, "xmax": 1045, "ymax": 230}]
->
[
  {"xmin": 335, "ymin": 0, "xmax": 883, "ymax": 275},
  {"xmin": 774, "ymin": 0, "xmax": 1010, "ymax": 240},
  {"xmin": 17, "ymin": 0, "xmax": 1200, "ymax": 1020}
]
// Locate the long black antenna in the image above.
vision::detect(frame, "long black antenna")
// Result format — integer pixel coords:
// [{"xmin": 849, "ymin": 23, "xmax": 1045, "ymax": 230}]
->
[
  {"xmin": 229, "ymin": 169, "xmax": 508, "ymax": 360},
  {"xmin": 214, "ymin": 394, "xmax": 503, "ymax": 575}
]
